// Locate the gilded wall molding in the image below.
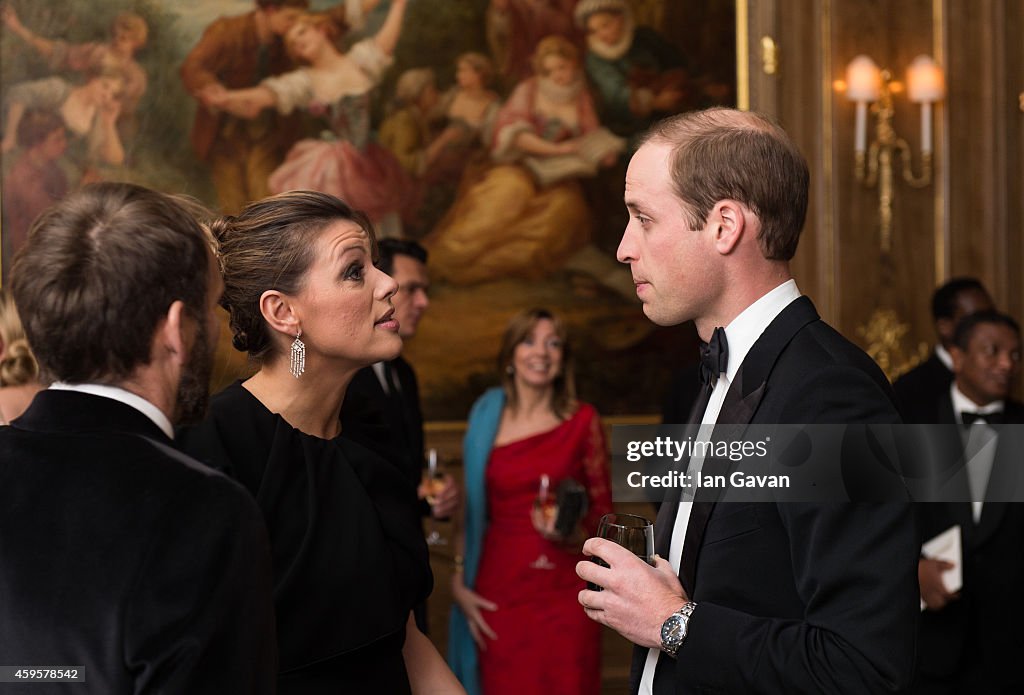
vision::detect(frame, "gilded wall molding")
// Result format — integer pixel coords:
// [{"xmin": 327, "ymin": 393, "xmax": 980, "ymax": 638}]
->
[{"xmin": 857, "ymin": 307, "xmax": 930, "ymax": 381}]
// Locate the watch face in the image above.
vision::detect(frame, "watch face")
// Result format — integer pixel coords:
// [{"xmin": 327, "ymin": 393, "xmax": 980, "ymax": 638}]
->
[{"xmin": 661, "ymin": 615, "xmax": 684, "ymax": 645}]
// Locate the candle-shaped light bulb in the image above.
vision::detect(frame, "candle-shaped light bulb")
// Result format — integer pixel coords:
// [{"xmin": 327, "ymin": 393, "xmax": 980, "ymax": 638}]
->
[
  {"xmin": 855, "ymin": 102, "xmax": 868, "ymax": 153},
  {"xmin": 920, "ymin": 103, "xmax": 933, "ymax": 154},
  {"xmin": 907, "ymin": 55, "xmax": 945, "ymax": 103},
  {"xmin": 846, "ymin": 55, "xmax": 881, "ymax": 153},
  {"xmin": 845, "ymin": 55, "xmax": 883, "ymax": 102},
  {"xmin": 907, "ymin": 55, "xmax": 944, "ymax": 155}
]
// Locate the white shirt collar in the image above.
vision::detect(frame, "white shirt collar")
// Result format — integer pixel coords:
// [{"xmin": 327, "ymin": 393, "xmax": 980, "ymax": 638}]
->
[
  {"xmin": 48, "ymin": 382, "xmax": 174, "ymax": 439},
  {"xmin": 721, "ymin": 279, "xmax": 802, "ymax": 383},
  {"xmin": 950, "ymin": 382, "xmax": 1003, "ymax": 422},
  {"xmin": 935, "ymin": 344, "xmax": 954, "ymax": 371},
  {"xmin": 371, "ymin": 361, "xmax": 389, "ymax": 393}
]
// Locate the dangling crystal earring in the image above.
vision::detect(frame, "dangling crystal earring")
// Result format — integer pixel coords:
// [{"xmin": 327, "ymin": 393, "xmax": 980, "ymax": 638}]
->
[{"xmin": 290, "ymin": 329, "xmax": 305, "ymax": 378}]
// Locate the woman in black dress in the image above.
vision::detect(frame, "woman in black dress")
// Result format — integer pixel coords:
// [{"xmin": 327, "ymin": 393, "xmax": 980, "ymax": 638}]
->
[{"xmin": 180, "ymin": 190, "xmax": 463, "ymax": 694}]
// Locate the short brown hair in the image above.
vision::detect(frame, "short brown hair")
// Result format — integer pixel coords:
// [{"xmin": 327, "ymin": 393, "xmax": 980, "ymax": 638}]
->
[
  {"xmin": 10, "ymin": 183, "xmax": 212, "ymax": 384},
  {"xmin": 498, "ymin": 308, "xmax": 576, "ymax": 419},
  {"xmin": 212, "ymin": 190, "xmax": 375, "ymax": 362},
  {"xmin": 642, "ymin": 108, "xmax": 809, "ymax": 260}
]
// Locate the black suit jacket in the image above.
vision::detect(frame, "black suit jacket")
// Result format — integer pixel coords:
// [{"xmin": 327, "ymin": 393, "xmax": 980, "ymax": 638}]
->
[
  {"xmin": 633, "ymin": 296, "xmax": 919, "ymax": 695},
  {"xmin": 894, "ymin": 351, "xmax": 953, "ymax": 421},
  {"xmin": 909, "ymin": 396, "xmax": 1024, "ymax": 689},
  {"xmin": 341, "ymin": 357, "xmax": 426, "ymax": 493},
  {"xmin": 0, "ymin": 391, "xmax": 277, "ymax": 694}
]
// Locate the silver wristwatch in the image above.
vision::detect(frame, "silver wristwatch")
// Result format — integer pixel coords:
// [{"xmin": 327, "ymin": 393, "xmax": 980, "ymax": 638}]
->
[{"xmin": 660, "ymin": 601, "xmax": 697, "ymax": 657}]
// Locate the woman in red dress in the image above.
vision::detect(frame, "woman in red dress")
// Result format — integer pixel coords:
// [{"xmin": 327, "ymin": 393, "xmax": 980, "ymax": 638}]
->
[{"xmin": 449, "ymin": 308, "xmax": 612, "ymax": 695}]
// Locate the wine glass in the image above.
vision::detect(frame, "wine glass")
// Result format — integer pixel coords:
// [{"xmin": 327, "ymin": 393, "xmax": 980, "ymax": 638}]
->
[
  {"xmin": 529, "ymin": 474, "xmax": 558, "ymax": 570},
  {"xmin": 535, "ymin": 474, "xmax": 558, "ymax": 525},
  {"xmin": 588, "ymin": 513, "xmax": 655, "ymax": 591},
  {"xmin": 423, "ymin": 449, "xmax": 448, "ymax": 546}
]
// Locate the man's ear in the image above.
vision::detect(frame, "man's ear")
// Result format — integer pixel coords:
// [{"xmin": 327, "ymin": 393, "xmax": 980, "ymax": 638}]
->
[
  {"xmin": 950, "ymin": 345, "xmax": 965, "ymax": 375},
  {"xmin": 936, "ymin": 317, "xmax": 955, "ymax": 346},
  {"xmin": 259, "ymin": 289, "xmax": 299, "ymax": 339},
  {"xmin": 711, "ymin": 200, "xmax": 746, "ymax": 255},
  {"xmin": 157, "ymin": 300, "xmax": 189, "ymax": 367}
]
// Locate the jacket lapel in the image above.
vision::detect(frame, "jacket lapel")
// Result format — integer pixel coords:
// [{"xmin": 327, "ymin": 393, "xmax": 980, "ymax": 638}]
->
[
  {"xmin": 927, "ymin": 396, "xmax": 975, "ymax": 531},
  {"xmin": 679, "ymin": 296, "xmax": 819, "ymax": 595},
  {"xmin": 972, "ymin": 421, "xmax": 1023, "ymax": 545}
]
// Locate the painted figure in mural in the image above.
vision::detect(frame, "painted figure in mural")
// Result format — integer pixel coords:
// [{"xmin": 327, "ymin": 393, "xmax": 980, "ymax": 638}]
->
[
  {"xmin": 180, "ymin": 0, "xmax": 311, "ymax": 215},
  {"xmin": 448, "ymin": 308, "xmax": 612, "ymax": 695},
  {"xmin": 426, "ymin": 35, "xmax": 630, "ymax": 296},
  {"xmin": 2, "ymin": 68, "xmax": 126, "ymax": 171},
  {"xmin": 376, "ymin": 68, "xmax": 440, "ymax": 234},
  {"xmin": 427, "ymin": 52, "xmax": 502, "ymax": 184},
  {"xmin": 385, "ymin": 53, "xmax": 501, "ymax": 235},
  {"xmin": 486, "ymin": 0, "xmax": 580, "ymax": 85},
  {"xmin": 379, "ymin": 67, "xmax": 442, "ymax": 178},
  {"xmin": 202, "ymin": 0, "xmax": 413, "ymax": 237},
  {"xmin": 1, "ymin": 5, "xmax": 148, "ymax": 134},
  {"xmin": 0, "ymin": 111, "xmax": 69, "ymax": 268},
  {"xmin": 382, "ymin": 54, "xmax": 500, "ymax": 184},
  {"xmin": 574, "ymin": 0, "xmax": 687, "ymax": 144}
]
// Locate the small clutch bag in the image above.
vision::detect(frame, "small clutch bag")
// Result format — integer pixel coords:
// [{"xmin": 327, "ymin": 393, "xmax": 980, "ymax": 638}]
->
[{"xmin": 554, "ymin": 477, "xmax": 589, "ymax": 538}]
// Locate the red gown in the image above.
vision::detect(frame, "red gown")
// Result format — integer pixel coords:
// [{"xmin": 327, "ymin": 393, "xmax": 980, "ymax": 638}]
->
[{"xmin": 474, "ymin": 403, "xmax": 612, "ymax": 695}]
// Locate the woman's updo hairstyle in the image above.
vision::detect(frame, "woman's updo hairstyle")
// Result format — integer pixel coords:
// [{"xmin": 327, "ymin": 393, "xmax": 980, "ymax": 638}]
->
[
  {"xmin": 0, "ymin": 288, "xmax": 39, "ymax": 387},
  {"xmin": 211, "ymin": 190, "xmax": 375, "ymax": 361}
]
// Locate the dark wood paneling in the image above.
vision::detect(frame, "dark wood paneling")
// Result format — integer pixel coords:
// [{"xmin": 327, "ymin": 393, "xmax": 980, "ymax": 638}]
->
[
  {"xmin": 747, "ymin": 0, "xmax": 1021, "ymax": 386},
  {"xmin": 1007, "ymin": 0, "xmax": 1024, "ymax": 325}
]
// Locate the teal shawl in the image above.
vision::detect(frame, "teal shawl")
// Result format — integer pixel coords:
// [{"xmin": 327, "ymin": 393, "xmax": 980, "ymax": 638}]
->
[{"xmin": 447, "ymin": 387, "xmax": 504, "ymax": 695}]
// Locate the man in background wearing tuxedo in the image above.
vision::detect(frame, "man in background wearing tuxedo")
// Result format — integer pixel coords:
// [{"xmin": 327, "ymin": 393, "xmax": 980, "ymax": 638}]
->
[
  {"xmin": 894, "ymin": 277, "xmax": 994, "ymax": 418},
  {"xmin": 910, "ymin": 310, "xmax": 1023, "ymax": 694},
  {"xmin": 576, "ymin": 108, "xmax": 918, "ymax": 694},
  {"xmin": 0, "ymin": 183, "xmax": 277, "ymax": 693},
  {"xmin": 341, "ymin": 238, "xmax": 458, "ymax": 632}
]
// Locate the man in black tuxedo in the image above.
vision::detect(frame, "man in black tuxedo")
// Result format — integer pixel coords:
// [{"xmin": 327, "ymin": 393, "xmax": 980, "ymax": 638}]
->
[
  {"xmin": 909, "ymin": 310, "xmax": 1024, "ymax": 694},
  {"xmin": 894, "ymin": 277, "xmax": 993, "ymax": 419},
  {"xmin": 0, "ymin": 183, "xmax": 277, "ymax": 694},
  {"xmin": 576, "ymin": 108, "xmax": 918, "ymax": 694},
  {"xmin": 340, "ymin": 238, "xmax": 457, "ymax": 631}
]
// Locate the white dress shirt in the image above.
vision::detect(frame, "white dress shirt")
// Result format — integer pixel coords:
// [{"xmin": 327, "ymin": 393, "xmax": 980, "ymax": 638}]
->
[
  {"xmin": 950, "ymin": 383, "xmax": 1003, "ymax": 522},
  {"xmin": 639, "ymin": 279, "xmax": 802, "ymax": 694}
]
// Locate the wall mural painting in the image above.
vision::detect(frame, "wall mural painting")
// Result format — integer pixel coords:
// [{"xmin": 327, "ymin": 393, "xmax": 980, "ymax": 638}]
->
[{"xmin": 0, "ymin": 0, "xmax": 735, "ymax": 418}]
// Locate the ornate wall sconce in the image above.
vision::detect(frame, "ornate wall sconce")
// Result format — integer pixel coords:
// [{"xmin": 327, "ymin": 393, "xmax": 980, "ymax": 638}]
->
[{"xmin": 844, "ymin": 54, "xmax": 945, "ymax": 253}]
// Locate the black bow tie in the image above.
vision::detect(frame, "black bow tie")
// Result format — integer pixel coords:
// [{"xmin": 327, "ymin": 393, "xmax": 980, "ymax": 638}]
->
[
  {"xmin": 961, "ymin": 410, "xmax": 1004, "ymax": 426},
  {"xmin": 699, "ymin": 327, "xmax": 729, "ymax": 390}
]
